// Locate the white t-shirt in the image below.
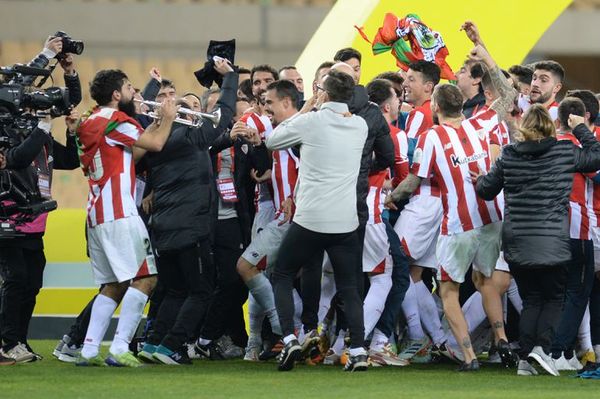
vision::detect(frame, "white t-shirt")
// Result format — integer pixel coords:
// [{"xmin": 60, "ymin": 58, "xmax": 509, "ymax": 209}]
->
[{"xmin": 266, "ymin": 102, "xmax": 368, "ymax": 234}]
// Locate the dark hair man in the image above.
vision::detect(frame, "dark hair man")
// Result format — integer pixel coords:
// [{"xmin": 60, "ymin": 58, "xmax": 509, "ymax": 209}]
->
[
  {"xmin": 279, "ymin": 66, "xmax": 304, "ymax": 94},
  {"xmin": 75, "ymin": 69, "xmax": 177, "ymax": 367},
  {"xmin": 266, "ymin": 69, "xmax": 369, "ymax": 372},
  {"xmin": 251, "ymin": 64, "xmax": 279, "ymax": 98},
  {"xmin": 456, "ymin": 60, "xmax": 486, "ymax": 118},
  {"xmin": 334, "ymin": 47, "xmax": 362, "ymax": 82},
  {"xmin": 387, "ymin": 45, "xmax": 518, "ymax": 371},
  {"xmin": 508, "ymin": 64, "xmax": 533, "ymax": 96},
  {"xmin": 238, "ymin": 67, "xmax": 252, "ymax": 84},
  {"xmin": 549, "ymin": 97, "xmax": 596, "ymax": 370},
  {"xmin": 235, "ymin": 80, "xmax": 301, "ymax": 361},
  {"xmin": 518, "ymin": 60, "xmax": 565, "ymax": 122},
  {"xmin": 312, "ymin": 61, "xmax": 334, "ymax": 95}
]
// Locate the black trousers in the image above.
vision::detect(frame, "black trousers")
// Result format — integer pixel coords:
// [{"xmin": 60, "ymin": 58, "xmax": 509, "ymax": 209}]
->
[
  {"xmin": 0, "ymin": 245, "xmax": 45, "ymax": 350},
  {"xmin": 68, "ymin": 294, "xmax": 97, "ymax": 346},
  {"xmin": 200, "ymin": 218, "xmax": 248, "ymax": 346},
  {"xmin": 148, "ymin": 239, "xmax": 214, "ymax": 350},
  {"xmin": 511, "ymin": 264, "xmax": 568, "ymax": 357},
  {"xmin": 273, "ymin": 222, "xmax": 365, "ymax": 349},
  {"xmin": 551, "ymin": 239, "xmax": 595, "ymax": 356}
]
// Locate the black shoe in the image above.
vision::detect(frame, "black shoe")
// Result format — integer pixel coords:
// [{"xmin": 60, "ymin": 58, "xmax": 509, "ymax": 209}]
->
[
  {"xmin": 458, "ymin": 359, "xmax": 480, "ymax": 372},
  {"xmin": 259, "ymin": 338, "xmax": 283, "ymax": 361},
  {"xmin": 194, "ymin": 340, "xmax": 224, "ymax": 360},
  {"xmin": 497, "ymin": 339, "xmax": 519, "ymax": 368},
  {"xmin": 24, "ymin": 343, "xmax": 43, "ymax": 362},
  {"xmin": 153, "ymin": 345, "xmax": 192, "ymax": 365},
  {"xmin": 343, "ymin": 353, "xmax": 368, "ymax": 372},
  {"xmin": 277, "ymin": 339, "xmax": 301, "ymax": 371}
]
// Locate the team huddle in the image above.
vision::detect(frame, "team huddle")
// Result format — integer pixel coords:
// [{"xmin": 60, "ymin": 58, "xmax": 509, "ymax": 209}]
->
[{"xmin": 43, "ymin": 21, "xmax": 600, "ymax": 376}]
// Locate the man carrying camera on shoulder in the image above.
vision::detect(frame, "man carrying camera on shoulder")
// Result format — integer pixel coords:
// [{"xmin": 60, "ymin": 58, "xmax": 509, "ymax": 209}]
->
[{"xmin": 0, "ymin": 34, "xmax": 84, "ymax": 364}]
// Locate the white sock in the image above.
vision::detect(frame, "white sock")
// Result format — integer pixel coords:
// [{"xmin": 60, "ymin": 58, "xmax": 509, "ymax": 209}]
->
[
  {"xmin": 331, "ymin": 330, "xmax": 346, "ymax": 355},
  {"xmin": 363, "ymin": 269, "xmax": 392, "ymax": 339},
  {"xmin": 109, "ymin": 287, "xmax": 148, "ymax": 355},
  {"xmin": 318, "ymin": 254, "xmax": 336, "ymax": 325},
  {"xmin": 507, "ymin": 278, "xmax": 523, "ymax": 314},
  {"xmin": 415, "ymin": 280, "xmax": 445, "ymax": 345},
  {"xmin": 247, "ymin": 294, "xmax": 265, "ymax": 347},
  {"xmin": 578, "ymin": 305, "xmax": 592, "ymax": 353},
  {"xmin": 401, "ymin": 280, "xmax": 425, "ymax": 340},
  {"xmin": 293, "ymin": 288, "xmax": 303, "ymax": 333},
  {"xmin": 81, "ymin": 294, "xmax": 118, "ymax": 359},
  {"xmin": 246, "ymin": 273, "xmax": 282, "ymax": 335},
  {"xmin": 283, "ymin": 334, "xmax": 297, "ymax": 345},
  {"xmin": 370, "ymin": 328, "xmax": 389, "ymax": 351}
]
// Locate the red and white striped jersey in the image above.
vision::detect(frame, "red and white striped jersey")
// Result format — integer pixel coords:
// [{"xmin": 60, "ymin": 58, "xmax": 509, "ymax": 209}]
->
[
  {"xmin": 518, "ymin": 94, "xmax": 559, "ymax": 122},
  {"xmin": 77, "ymin": 107, "xmax": 142, "ymax": 227},
  {"xmin": 389, "ymin": 124, "xmax": 409, "ymax": 188},
  {"xmin": 475, "ymin": 105, "xmax": 510, "ymax": 147},
  {"xmin": 367, "ymin": 170, "xmax": 387, "ymax": 224},
  {"xmin": 241, "ymin": 112, "xmax": 276, "ymax": 208},
  {"xmin": 412, "ymin": 113, "xmax": 503, "ymax": 235},
  {"xmin": 559, "ymin": 132, "xmax": 592, "ymax": 240},
  {"xmin": 588, "ymin": 126, "xmax": 600, "ymax": 227},
  {"xmin": 271, "ymin": 148, "xmax": 299, "ymax": 211},
  {"xmin": 405, "ymin": 99, "xmax": 434, "ymax": 139}
]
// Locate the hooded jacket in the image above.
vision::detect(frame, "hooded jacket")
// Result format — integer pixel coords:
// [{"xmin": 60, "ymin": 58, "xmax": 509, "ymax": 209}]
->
[
  {"xmin": 348, "ymin": 85, "xmax": 395, "ymax": 227},
  {"xmin": 476, "ymin": 124, "xmax": 600, "ymax": 269}
]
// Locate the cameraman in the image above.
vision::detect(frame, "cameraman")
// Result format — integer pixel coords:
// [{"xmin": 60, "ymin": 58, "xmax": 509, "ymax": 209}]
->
[
  {"xmin": 25, "ymin": 35, "xmax": 82, "ymax": 107},
  {"xmin": 0, "ymin": 111, "xmax": 80, "ymax": 364}
]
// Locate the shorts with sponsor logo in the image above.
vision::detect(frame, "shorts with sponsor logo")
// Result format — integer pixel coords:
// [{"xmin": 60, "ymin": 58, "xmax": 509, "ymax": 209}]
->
[
  {"xmin": 495, "ymin": 250, "xmax": 510, "ymax": 273},
  {"xmin": 242, "ymin": 216, "xmax": 291, "ymax": 271},
  {"xmin": 87, "ymin": 216, "xmax": 156, "ymax": 285},
  {"xmin": 394, "ymin": 195, "xmax": 442, "ymax": 269},
  {"xmin": 591, "ymin": 226, "xmax": 600, "ymax": 272},
  {"xmin": 363, "ymin": 223, "xmax": 392, "ymax": 274},
  {"xmin": 251, "ymin": 201, "xmax": 276, "ymax": 240},
  {"xmin": 437, "ymin": 222, "xmax": 501, "ymax": 283}
]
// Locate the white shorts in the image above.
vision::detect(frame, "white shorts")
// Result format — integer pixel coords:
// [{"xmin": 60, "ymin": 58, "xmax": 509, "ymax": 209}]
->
[
  {"xmin": 242, "ymin": 216, "xmax": 290, "ymax": 270},
  {"xmin": 87, "ymin": 216, "xmax": 157, "ymax": 285},
  {"xmin": 436, "ymin": 222, "xmax": 501, "ymax": 284},
  {"xmin": 591, "ymin": 226, "xmax": 600, "ymax": 272},
  {"xmin": 363, "ymin": 223, "xmax": 391, "ymax": 274},
  {"xmin": 251, "ymin": 201, "xmax": 276, "ymax": 240},
  {"xmin": 495, "ymin": 251, "xmax": 510, "ymax": 273},
  {"xmin": 394, "ymin": 195, "xmax": 442, "ymax": 269}
]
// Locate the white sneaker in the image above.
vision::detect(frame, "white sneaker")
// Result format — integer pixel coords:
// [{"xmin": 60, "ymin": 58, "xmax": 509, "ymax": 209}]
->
[
  {"xmin": 553, "ymin": 353, "xmax": 575, "ymax": 371},
  {"xmin": 323, "ymin": 348, "xmax": 341, "ymax": 365},
  {"xmin": 300, "ymin": 329, "xmax": 319, "ymax": 356},
  {"xmin": 243, "ymin": 346, "xmax": 260, "ymax": 362},
  {"xmin": 186, "ymin": 343, "xmax": 203, "ymax": 360},
  {"xmin": 368, "ymin": 344, "xmax": 410, "ymax": 367},
  {"xmin": 398, "ymin": 337, "xmax": 432, "ymax": 361},
  {"xmin": 567, "ymin": 352, "xmax": 583, "ymax": 371},
  {"xmin": 58, "ymin": 344, "xmax": 81, "ymax": 363},
  {"xmin": 528, "ymin": 346, "xmax": 559, "ymax": 376},
  {"xmin": 53, "ymin": 335, "xmax": 70, "ymax": 358},
  {"xmin": 3, "ymin": 343, "xmax": 35, "ymax": 363},
  {"xmin": 517, "ymin": 360, "xmax": 539, "ymax": 376}
]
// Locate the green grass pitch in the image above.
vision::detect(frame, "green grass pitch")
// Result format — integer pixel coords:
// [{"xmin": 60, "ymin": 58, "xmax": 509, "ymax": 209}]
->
[{"xmin": 2, "ymin": 341, "xmax": 598, "ymax": 399}]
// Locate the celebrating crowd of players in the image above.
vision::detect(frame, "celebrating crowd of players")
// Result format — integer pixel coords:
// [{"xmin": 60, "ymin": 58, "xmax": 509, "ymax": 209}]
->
[{"xmin": 3, "ymin": 20, "xmax": 600, "ymax": 377}]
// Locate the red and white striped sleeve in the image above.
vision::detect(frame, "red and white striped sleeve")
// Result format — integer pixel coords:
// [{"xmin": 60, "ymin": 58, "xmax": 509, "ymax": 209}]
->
[{"xmin": 106, "ymin": 122, "xmax": 142, "ymax": 148}]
